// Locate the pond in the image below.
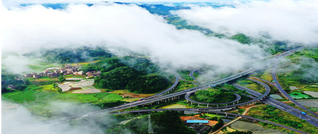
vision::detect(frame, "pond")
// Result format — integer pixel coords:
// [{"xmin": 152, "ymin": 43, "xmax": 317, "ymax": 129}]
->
[
  {"xmin": 296, "ymin": 100, "xmax": 318, "ymax": 107},
  {"xmin": 304, "ymin": 91, "xmax": 318, "ymax": 97},
  {"xmin": 223, "ymin": 119, "xmax": 285, "ymax": 134},
  {"xmin": 269, "ymin": 94, "xmax": 283, "ymax": 99}
]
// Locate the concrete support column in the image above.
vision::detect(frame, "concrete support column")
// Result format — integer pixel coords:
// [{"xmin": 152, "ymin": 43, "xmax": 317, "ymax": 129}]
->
[
  {"xmin": 207, "ymin": 104, "xmax": 208, "ymax": 108},
  {"xmin": 191, "ymin": 102, "xmax": 192, "ymax": 105},
  {"xmin": 158, "ymin": 101, "xmax": 159, "ymax": 104}
]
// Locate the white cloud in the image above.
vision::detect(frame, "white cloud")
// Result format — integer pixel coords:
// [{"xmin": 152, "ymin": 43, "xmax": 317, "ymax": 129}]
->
[
  {"xmin": 2, "ymin": 101, "xmax": 132, "ymax": 134},
  {"xmin": 1, "ymin": 3, "xmax": 265, "ymax": 75},
  {"xmin": 174, "ymin": 0, "xmax": 318, "ymax": 45}
]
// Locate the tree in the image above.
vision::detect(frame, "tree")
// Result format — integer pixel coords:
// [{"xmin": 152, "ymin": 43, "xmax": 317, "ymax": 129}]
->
[
  {"xmin": 58, "ymin": 73, "xmax": 65, "ymax": 82},
  {"xmin": 212, "ymin": 118, "xmax": 224, "ymax": 132},
  {"xmin": 126, "ymin": 75, "xmax": 169, "ymax": 93},
  {"xmin": 96, "ymin": 66, "xmax": 139, "ymax": 89}
]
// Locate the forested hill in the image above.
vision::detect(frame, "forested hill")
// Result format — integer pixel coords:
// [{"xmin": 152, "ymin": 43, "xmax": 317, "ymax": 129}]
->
[
  {"xmin": 24, "ymin": 46, "xmax": 112, "ymax": 64},
  {"xmin": 84, "ymin": 56, "xmax": 172, "ymax": 93}
]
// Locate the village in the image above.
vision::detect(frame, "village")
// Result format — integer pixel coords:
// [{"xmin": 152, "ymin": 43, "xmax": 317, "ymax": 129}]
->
[
  {"xmin": 24, "ymin": 64, "xmax": 101, "ymax": 79},
  {"xmin": 23, "ymin": 64, "xmax": 102, "ymax": 93}
]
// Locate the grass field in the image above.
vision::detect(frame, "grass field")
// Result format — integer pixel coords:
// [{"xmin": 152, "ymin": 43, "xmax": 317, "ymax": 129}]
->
[
  {"xmin": 237, "ymin": 79, "xmax": 266, "ymax": 94},
  {"xmin": 171, "ymin": 81, "xmax": 197, "ymax": 93},
  {"xmin": 177, "ymin": 70, "xmax": 196, "ymax": 82},
  {"xmin": 288, "ymin": 92, "xmax": 310, "ymax": 99},
  {"xmin": 3, "ymin": 85, "xmax": 123, "ymax": 106},
  {"xmin": 27, "ymin": 76, "xmax": 59, "ymax": 86}
]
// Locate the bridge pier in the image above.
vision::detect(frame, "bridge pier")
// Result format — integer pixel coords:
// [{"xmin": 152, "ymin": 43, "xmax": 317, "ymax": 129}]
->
[
  {"xmin": 207, "ymin": 104, "xmax": 208, "ymax": 108},
  {"xmin": 191, "ymin": 102, "xmax": 192, "ymax": 105},
  {"xmin": 198, "ymin": 103, "xmax": 199, "ymax": 107},
  {"xmin": 157, "ymin": 101, "xmax": 159, "ymax": 104}
]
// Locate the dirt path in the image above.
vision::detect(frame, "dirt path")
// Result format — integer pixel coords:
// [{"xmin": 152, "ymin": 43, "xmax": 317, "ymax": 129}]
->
[{"xmin": 210, "ymin": 105, "xmax": 262, "ymax": 134}]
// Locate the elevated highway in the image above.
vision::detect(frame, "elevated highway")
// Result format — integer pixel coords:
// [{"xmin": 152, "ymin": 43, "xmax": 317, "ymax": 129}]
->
[
  {"xmin": 234, "ymin": 79, "xmax": 318, "ymax": 127},
  {"xmin": 44, "ymin": 48, "xmax": 309, "ymax": 126},
  {"xmin": 109, "ymin": 109, "xmax": 308, "ymax": 134},
  {"xmin": 272, "ymin": 62, "xmax": 318, "ymax": 117},
  {"xmin": 189, "ymin": 70, "xmax": 198, "ymax": 81}
]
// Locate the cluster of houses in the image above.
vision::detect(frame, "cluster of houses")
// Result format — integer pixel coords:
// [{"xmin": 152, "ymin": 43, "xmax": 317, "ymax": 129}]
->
[
  {"xmin": 24, "ymin": 64, "xmax": 101, "ymax": 79},
  {"xmin": 86, "ymin": 71, "xmax": 101, "ymax": 77},
  {"xmin": 24, "ymin": 72, "xmax": 57, "ymax": 79}
]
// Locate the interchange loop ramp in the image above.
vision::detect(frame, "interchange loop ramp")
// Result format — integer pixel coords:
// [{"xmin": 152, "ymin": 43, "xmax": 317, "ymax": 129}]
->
[
  {"xmin": 44, "ymin": 48, "xmax": 305, "ymax": 125},
  {"xmin": 189, "ymin": 70, "xmax": 198, "ymax": 81}
]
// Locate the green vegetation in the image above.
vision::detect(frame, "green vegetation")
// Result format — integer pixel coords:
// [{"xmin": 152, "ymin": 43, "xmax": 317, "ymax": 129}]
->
[
  {"xmin": 58, "ymin": 73, "xmax": 65, "ymax": 82},
  {"xmin": 165, "ymin": 16, "xmax": 213, "ymax": 35},
  {"xmin": 249, "ymin": 105, "xmax": 318, "ymax": 133},
  {"xmin": 231, "ymin": 34, "xmax": 251, "ymax": 44},
  {"xmin": 211, "ymin": 118, "xmax": 224, "ymax": 132},
  {"xmin": 26, "ymin": 76, "xmax": 59, "ymax": 86},
  {"xmin": 95, "ymin": 66, "xmax": 139, "ymax": 89},
  {"xmin": 127, "ymin": 75, "xmax": 170, "ymax": 93},
  {"xmin": 294, "ymin": 47, "xmax": 318, "ymax": 62},
  {"xmin": 81, "ymin": 57, "xmax": 125, "ymax": 72},
  {"xmin": 2, "ymin": 85, "xmax": 123, "ymax": 105},
  {"xmin": 191, "ymin": 88, "xmax": 236, "ymax": 103},
  {"xmin": 83, "ymin": 56, "xmax": 171, "ymax": 93},
  {"xmin": 177, "ymin": 70, "xmax": 195, "ymax": 82},
  {"xmin": 237, "ymin": 79, "xmax": 266, "ymax": 94},
  {"xmin": 24, "ymin": 46, "xmax": 112, "ymax": 64},
  {"xmin": 273, "ymin": 48, "xmax": 318, "ymax": 92},
  {"xmin": 172, "ymin": 81, "xmax": 197, "ymax": 93},
  {"xmin": 1, "ymin": 73, "xmax": 30, "ymax": 93},
  {"xmin": 126, "ymin": 111, "xmax": 196, "ymax": 134},
  {"xmin": 288, "ymin": 91, "xmax": 310, "ymax": 99},
  {"xmin": 269, "ymin": 41, "xmax": 288, "ymax": 55},
  {"xmin": 227, "ymin": 130, "xmax": 252, "ymax": 134}
]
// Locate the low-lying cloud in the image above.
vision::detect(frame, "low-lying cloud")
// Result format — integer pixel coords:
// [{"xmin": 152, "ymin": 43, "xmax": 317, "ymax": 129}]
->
[
  {"xmin": 277, "ymin": 56, "xmax": 318, "ymax": 83},
  {"xmin": 2, "ymin": 101, "xmax": 132, "ymax": 134},
  {"xmin": 174, "ymin": 0, "xmax": 318, "ymax": 45},
  {"xmin": 1, "ymin": 3, "xmax": 266, "ymax": 74}
]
